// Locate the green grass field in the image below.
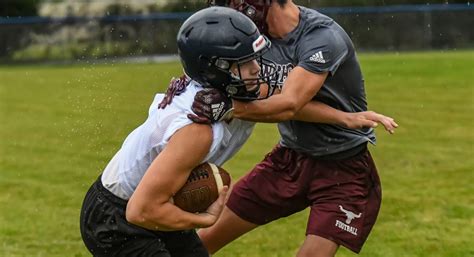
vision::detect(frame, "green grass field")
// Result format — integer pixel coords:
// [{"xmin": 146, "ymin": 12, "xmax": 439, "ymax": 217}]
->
[{"xmin": 1, "ymin": 51, "xmax": 473, "ymax": 257}]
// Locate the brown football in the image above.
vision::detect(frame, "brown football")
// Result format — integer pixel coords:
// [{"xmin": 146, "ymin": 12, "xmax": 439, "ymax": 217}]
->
[{"xmin": 173, "ymin": 162, "xmax": 231, "ymax": 213}]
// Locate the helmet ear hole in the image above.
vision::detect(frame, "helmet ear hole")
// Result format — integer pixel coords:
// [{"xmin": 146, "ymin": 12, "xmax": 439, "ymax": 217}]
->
[
  {"xmin": 199, "ymin": 55, "xmax": 212, "ymax": 68},
  {"xmin": 226, "ymin": 85, "xmax": 239, "ymax": 96},
  {"xmin": 215, "ymin": 59, "xmax": 230, "ymax": 70}
]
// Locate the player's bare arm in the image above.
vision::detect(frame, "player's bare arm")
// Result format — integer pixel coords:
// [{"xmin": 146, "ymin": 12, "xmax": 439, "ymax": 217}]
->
[
  {"xmin": 294, "ymin": 102, "xmax": 399, "ymax": 134},
  {"xmin": 233, "ymin": 57, "xmax": 397, "ymax": 132},
  {"xmin": 259, "ymin": 82, "xmax": 398, "ymax": 133},
  {"xmin": 189, "ymin": 79, "xmax": 398, "ymax": 133},
  {"xmin": 126, "ymin": 123, "xmax": 227, "ymax": 231},
  {"xmin": 233, "ymin": 66, "xmax": 327, "ymax": 122}
]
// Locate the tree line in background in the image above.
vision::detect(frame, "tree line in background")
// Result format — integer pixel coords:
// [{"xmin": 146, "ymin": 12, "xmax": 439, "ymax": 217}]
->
[
  {"xmin": 0, "ymin": 0, "xmax": 40, "ymax": 16},
  {"xmin": 0, "ymin": 0, "xmax": 470, "ymax": 17},
  {"xmin": 1, "ymin": 0, "xmax": 471, "ymax": 61}
]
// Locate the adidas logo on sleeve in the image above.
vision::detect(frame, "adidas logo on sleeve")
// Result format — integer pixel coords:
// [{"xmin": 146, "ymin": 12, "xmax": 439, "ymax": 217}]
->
[{"xmin": 309, "ymin": 51, "xmax": 326, "ymax": 64}]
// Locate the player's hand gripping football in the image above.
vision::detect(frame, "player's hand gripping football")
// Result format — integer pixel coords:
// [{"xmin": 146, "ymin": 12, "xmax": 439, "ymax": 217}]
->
[
  {"xmin": 343, "ymin": 111, "xmax": 399, "ymax": 134},
  {"xmin": 199, "ymin": 186, "xmax": 229, "ymax": 227},
  {"xmin": 188, "ymin": 88, "xmax": 234, "ymax": 124}
]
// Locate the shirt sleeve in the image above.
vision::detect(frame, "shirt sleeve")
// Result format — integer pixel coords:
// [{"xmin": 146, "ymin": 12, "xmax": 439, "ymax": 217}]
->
[{"xmin": 297, "ymin": 27, "xmax": 349, "ymax": 76}]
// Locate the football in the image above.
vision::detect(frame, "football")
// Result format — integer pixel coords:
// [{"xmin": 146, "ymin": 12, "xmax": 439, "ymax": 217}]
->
[{"xmin": 173, "ymin": 162, "xmax": 231, "ymax": 213}]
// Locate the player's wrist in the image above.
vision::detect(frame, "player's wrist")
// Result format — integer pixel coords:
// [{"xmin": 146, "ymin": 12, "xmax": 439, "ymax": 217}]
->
[
  {"xmin": 337, "ymin": 112, "xmax": 353, "ymax": 128},
  {"xmin": 218, "ymin": 106, "xmax": 234, "ymax": 122},
  {"xmin": 196, "ymin": 212, "xmax": 218, "ymax": 228},
  {"xmin": 231, "ymin": 100, "xmax": 246, "ymax": 119}
]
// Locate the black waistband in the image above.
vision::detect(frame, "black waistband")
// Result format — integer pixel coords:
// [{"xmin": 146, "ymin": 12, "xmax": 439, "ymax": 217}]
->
[
  {"xmin": 312, "ymin": 143, "xmax": 367, "ymax": 161},
  {"xmin": 94, "ymin": 175, "xmax": 128, "ymax": 208}
]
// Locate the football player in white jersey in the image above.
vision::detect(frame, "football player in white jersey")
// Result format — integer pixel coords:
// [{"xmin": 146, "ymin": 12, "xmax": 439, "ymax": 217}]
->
[{"xmin": 79, "ymin": 7, "xmax": 277, "ymax": 257}]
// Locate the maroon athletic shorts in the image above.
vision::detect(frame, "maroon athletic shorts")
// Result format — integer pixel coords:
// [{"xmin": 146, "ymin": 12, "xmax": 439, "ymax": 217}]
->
[{"xmin": 226, "ymin": 144, "xmax": 382, "ymax": 253}]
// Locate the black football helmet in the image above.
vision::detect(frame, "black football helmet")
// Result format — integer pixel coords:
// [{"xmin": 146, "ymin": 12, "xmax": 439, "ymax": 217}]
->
[
  {"xmin": 208, "ymin": 0, "xmax": 272, "ymax": 35},
  {"xmin": 177, "ymin": 6, "xmax": 276, "ymax": 101}
]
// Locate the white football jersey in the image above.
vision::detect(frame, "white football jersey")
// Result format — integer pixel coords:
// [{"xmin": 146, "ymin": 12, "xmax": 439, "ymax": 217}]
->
[{"xmin": 101, "ymin": 81, "xmax": 255, "ymax": 200}]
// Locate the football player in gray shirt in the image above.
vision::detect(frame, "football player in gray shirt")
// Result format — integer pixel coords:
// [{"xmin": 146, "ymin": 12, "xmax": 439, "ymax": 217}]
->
[{"xmin": 185, "ymin": 1, "xmax": 399, "ymax": 256}]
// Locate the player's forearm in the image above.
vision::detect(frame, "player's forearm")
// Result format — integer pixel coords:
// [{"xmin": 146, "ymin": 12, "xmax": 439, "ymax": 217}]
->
[
  {"xmin": 293, "ymin": 101, "xmax": 348, "ymax": 126},
  {"xmin": 126, "ymin": 201, "xmax": 215, "ymax": 231},
  {"xmin": 233, "ymin": 94, "xmax": 301, "ymax": 122}
]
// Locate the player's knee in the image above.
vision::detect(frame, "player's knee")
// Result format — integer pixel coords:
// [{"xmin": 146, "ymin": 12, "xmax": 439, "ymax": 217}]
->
[
  {"xmin": 296, "ymin": 235, "xmax": 338, "ymax": 257},
  {"xmin": 197, "ymin": 229, "xmax": 209, "ymax": 243},
  {"xmin": 297, "ymin": 248, "xmax": 336, "ymax": 257},
  {"xmin": 197, "ymin": 229, "xmax": 217, "ymax": 254}
]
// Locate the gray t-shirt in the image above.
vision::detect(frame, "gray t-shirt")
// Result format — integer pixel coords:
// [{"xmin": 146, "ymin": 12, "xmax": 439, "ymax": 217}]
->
[{"xmin": 265, "ymin": 6, "xmax": 375, "ymax": 157}]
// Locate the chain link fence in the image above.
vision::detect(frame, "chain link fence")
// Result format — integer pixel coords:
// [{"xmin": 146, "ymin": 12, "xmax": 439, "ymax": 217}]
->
[{"xmin": 0, "ymin": 4, "xmax": 472, "ymax": 62}]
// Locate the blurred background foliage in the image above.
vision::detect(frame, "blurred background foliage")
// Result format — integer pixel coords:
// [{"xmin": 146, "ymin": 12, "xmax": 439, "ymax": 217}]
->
[
  {"xmin": 0, "ymin": 0, "xmax": 471, "ymax": 17},
  {"xmin": 0, "ymin": 0, "xmax": 41, "ymax": 17},
  {"xmin": 0, "ymin": 0, "xmax": 472, "ymax": 62}
]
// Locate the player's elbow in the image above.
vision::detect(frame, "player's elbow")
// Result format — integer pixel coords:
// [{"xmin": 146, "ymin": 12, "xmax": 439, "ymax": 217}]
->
[
  {"xmin": 125, "ymin": 203, "xmax": 147, "ymax": 226},
  {"xmin": 126, "ymin": 201, "xmax": 155, "ymax": 227},
  {"xmin": 278, "ymin": 100, "xmax": 299, "ymax": 121},
  {"xmin": 126, "ymin": 202, "xmax": 176, "ymax": 231}
]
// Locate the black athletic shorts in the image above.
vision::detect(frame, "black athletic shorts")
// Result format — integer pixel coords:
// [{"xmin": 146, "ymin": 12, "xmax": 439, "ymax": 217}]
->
[{"xmin": 80, "ymin": 176, "xmax": 209, "ymax": 257}]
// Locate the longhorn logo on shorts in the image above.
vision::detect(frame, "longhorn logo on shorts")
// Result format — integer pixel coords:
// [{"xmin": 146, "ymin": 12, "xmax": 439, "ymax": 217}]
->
[{"xmin": 339, "ymin": 205, "xmax": 362, "ymax": 224}]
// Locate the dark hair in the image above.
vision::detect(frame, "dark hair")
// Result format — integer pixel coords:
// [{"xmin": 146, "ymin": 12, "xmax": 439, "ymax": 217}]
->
[{"xmin": 276, "ymin": 0, "xmax": 288, "ymax": 6}]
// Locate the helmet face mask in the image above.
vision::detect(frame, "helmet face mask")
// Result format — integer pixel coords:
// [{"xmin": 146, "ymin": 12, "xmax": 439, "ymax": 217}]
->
[
  {"xmin": 214, "ymin": 42, "xmax": 277, "ymax": 101},
  {"xmin": 177, "ymin": 6, "xmax": 277, "ymax": 101}
]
